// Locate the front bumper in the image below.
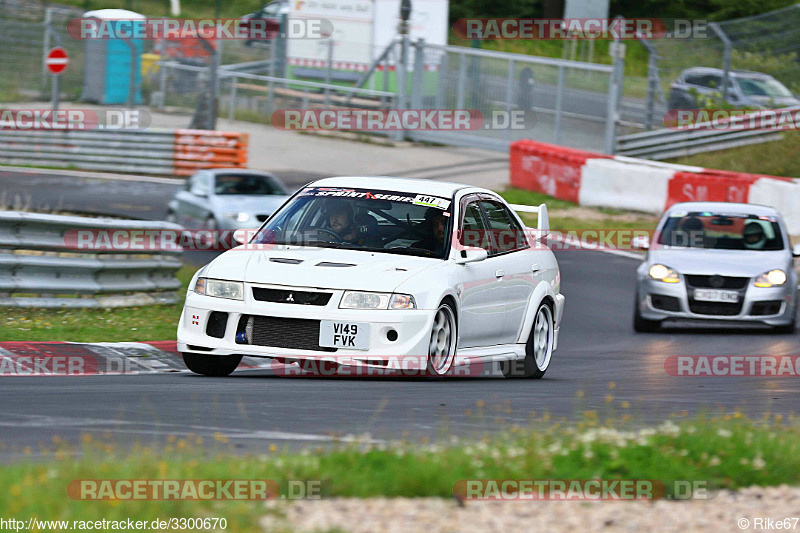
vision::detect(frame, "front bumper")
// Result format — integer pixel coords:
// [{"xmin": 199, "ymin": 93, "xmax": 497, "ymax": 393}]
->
[
  {"xmin": 177, "ymin": 286, "xmax": 436, "ymax": 361},
  {"xmin": 636, "ymin": 277, "xmax": 797, "ymax": 326}
]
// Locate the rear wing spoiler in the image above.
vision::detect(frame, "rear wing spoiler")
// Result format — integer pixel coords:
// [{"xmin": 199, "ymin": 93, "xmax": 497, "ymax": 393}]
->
[{"xmin": 509, "ymin": 203, "xmax": 550, "ymax": 237}]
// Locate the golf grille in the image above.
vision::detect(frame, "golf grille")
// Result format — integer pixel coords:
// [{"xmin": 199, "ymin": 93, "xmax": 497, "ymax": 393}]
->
[
  {"xmin": 237, "ymin": 315, "xmax": 336, "ymax": 352},
  {"xmin": 684, "ymin": 275, "xmax": 749, "ymax": 289}
]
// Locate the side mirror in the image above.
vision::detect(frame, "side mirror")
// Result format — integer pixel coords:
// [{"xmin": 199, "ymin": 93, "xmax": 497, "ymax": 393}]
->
[
  {"xmin": 190, "ymin": 187, "xmax": 208, "ymax": 198},
  {"xmin": 793, "ymin": 244, "xmax": 800, "ymax": 258},
  {"xmin": 455, "ymin": 247, "xmax": 488, "ymax": 265},
  {"xmin": 632, "ymin": 235, "xmax": 650, "ymax": 250}
]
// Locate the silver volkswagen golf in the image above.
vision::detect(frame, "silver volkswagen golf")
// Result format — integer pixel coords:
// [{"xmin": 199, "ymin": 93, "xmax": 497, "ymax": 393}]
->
[{"xmin": 634, "ymin": 202, "xmax": 800, "ymax": 333}]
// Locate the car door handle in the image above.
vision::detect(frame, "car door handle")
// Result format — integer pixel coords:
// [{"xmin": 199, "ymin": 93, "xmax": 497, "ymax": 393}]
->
[
  {"xmin": 495, "ymin": 269, "xmax": 505, "ymax": 278},
  {"xmin": 531, "ymin": 264, "xmax": 541, "ymax": 272}
]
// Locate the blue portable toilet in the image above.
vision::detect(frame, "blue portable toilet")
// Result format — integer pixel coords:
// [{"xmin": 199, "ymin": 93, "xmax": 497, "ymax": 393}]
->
[{"xmin": 81, "ymin": 9, "xmax": 145, "ymax": 104}]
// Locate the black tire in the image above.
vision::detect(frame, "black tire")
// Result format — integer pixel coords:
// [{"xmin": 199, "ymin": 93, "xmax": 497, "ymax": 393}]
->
[
  {"xmin": 633, "ymin": 290, "xmax": 661, "ymax": 333},
  {"xmin": 503, "ymin": 302, "xmax": 554, "ymax": 379},
  {"xmin": 182, "ymin": 352, "xmax": 242, "ymax": 377},
  {"xmin": 426, "ymin": 302, "xmax": 457, "ymax": 378}
]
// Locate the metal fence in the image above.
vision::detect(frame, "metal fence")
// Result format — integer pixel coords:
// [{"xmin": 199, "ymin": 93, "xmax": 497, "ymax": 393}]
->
[
  {"xmin": 156, "ymin": 60, "xmax": 399, "ymax": 132},
  {"xmin": 399, "ymin": 41, "xmax": 620, "ymax": 153},
  {"xmin": 0, "ymin": 211, "xmax": 183, "ymax": 308},
  {"xmin": 639, "ymin": 4, "xmax": 800, "ymax": 131}
]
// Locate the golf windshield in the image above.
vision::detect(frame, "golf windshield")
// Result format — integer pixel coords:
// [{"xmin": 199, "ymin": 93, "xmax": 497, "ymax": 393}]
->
[
  {"xmin": 252, "ymin": 187, "xmax": 454, "ymax": 258},
  {"xmin": 214, "ymin": 174, "xmax": 285, "ymax": 195},
  {"xmin": 657, "ymin": 212, "xmax": 785, "ymax": 251}
]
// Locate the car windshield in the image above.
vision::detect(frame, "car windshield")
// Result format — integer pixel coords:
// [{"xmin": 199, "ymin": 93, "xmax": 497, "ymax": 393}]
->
[
  {"xmin": 736, "ymin": 76, "xmax": 794, "ymax": 98},
  {"xmin": 214, "ymin": 174, "xmax": 284, "ymax": 195},
  {"xmin": 251, "ymin": 186, "xmax": 454, "ymax": 258},
  {"xmin": 657, "ymin": 212, "xmax": 785, "ymax": 251}
]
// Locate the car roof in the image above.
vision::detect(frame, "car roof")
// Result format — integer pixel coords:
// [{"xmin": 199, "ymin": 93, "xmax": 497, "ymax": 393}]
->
[
  {"xmin": 307, "ymin": 176, "xmax": 480, "ymax": 197},
  {"xmin": 680, "ymin": 67, "xmax": 773, "ymax": 79},
  {"xmin": 204, "ymin": 168, "xmax": 279, "ymax": 177},
  {"xmin": 666, "ymin": 201, "xmax": 781, "ymax": 217}
]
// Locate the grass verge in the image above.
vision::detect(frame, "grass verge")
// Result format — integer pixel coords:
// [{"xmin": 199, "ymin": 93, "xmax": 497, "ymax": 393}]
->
[
  {"xmin": 1, "ymin": 412, "xmax": 799, "ymax": 531},
  {"xmin": 667, "ymin": 131, "xmax": 800, "ymax": 179},
  {"xmin": 497, "ymin": 188, "xmax": 659, "ymax": 232}
]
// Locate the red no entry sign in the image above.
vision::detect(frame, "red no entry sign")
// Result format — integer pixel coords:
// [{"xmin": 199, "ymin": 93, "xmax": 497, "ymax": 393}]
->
[{"xmin": 45, "ymin": 47, "xmax": 69, "ymax": 75}]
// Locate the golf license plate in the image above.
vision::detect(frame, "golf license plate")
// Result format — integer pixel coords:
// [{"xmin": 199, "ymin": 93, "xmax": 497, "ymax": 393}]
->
[
  {"xmin": 319, "ymin": 321, "xmax": 370, "ymax": 350},
  {"xmin": 693, "ymin": 289, "xmax": 739, "ymax": 303}
]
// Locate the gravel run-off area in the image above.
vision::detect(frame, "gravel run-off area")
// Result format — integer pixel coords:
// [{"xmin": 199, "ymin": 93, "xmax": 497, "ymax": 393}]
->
[{"xmin": 261, "ymin": 486, "xmax": 800, "ymax": 532}]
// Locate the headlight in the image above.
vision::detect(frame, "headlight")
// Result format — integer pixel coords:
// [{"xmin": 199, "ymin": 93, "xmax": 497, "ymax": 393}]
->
[
  {"xmin": 339, "ymin": 291, "xmax": 416, "ymax": 310},
  {"xmin": 224, "ymin": 212, "xmax": 250, "ymax": 222},
  {"xmin": 754, "ymin": 269, "xmax": 787, "ymax": 288},
  {"xmin": 194, "ymin": 278, "xmax": 244, "ymax": 300},
  {"xmin": 649, "ymin": 264, "xmax": 681, "ymax": 283}
]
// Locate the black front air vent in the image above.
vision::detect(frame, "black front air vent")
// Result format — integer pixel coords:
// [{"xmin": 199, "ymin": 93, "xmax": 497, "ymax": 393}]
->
[
  {"xmin": 269, "ymin": 257, "xmax": 304, "ymax": 264},
  {"xmin": 205, "ymin": 312, "xmax": 228, "ymax": 338}
]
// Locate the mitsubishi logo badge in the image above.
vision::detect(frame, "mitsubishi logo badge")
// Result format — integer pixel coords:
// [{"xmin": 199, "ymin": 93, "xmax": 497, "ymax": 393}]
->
[{"xmin": 286, "ymin": 293, "xmax": 295, "ymax": 302}]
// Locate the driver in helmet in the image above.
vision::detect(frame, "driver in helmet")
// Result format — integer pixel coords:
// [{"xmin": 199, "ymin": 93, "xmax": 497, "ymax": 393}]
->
[{"xmin": 743, "ymin": 221, "xmax": 767, "ymax": 250}]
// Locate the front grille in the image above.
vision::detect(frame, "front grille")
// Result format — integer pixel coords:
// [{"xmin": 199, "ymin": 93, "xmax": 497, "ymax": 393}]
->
[
  {"xmin": 751, "ymin": 300, "xmax": 783, "ymax": 316},
  {"xmin": 684, "ymin": 275, "xmax": 749, "ymax": 289},
  {"xmin": 651, "ymin": 294, "xmax": 681, "ymax": 312},
  {"xmin": 206, "ymin": 311, "xmax": 228, "ymax": 338},
  {"xmin": 688, "ymin": 300, "xmax": 743, "ymax": 316},
  {"xmin": 236, "ymin": 315, "xmax": 336, "ymax": 352},
  {"xmin": 252, "ymin": 287, "xmax": 332, "ymax": 306}
]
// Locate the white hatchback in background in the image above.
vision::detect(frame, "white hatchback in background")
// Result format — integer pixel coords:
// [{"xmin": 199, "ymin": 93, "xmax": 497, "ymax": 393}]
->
[{"xmin": 177, "ymin": 176, "xmax": 565, "ymax": 378}]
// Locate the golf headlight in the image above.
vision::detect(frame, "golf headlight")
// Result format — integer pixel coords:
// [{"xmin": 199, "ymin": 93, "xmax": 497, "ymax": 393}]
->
[
  {"xmin": 754, "ymin": 269, "xmax": 787, "ymax": 288},
  {"xmin": 339, "ymin": 291, "xmax": 416, "ymax": 310},
  {"xmin": 194, "ymin": 278, "xmax": 244, "ymax": 300},
  {"xmin": 224, "ymin": 212, "xmax": 250, "ymax": 222},
  {"xmin": 649, "ymin": 264, "xmax": 680, "ymax": 283}
]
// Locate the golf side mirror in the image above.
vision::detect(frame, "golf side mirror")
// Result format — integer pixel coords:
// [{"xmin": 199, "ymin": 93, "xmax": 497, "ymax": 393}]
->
[{"xmin": 632, "ymin": 235, "xmax": 650, "ymax": 250}]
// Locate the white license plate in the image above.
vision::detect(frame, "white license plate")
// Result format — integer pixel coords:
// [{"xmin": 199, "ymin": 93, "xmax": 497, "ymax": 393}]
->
[
  {"xmin": 319, "ymin": 321, "xmax": 370, "ymax": 350},
  {"xmin": 694, "ymin": 289, "xmax": 739, "ymax": 303}
]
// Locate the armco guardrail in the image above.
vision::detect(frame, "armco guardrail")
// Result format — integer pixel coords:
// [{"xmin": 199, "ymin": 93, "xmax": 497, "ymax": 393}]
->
[
  {"xmin": 614, "ymin": 108, "xmax": 798, "ymax": 160},
  {"xmin": 0, "ymin": 212, "xmax": 184, "ymax": 308},
  {"xmin": 0, "ymin": 128, "xmax": 248, "ymax": 176},
  {"xmin": 510, "ymin": 140, "xmax": 800, "ymax": 234}
]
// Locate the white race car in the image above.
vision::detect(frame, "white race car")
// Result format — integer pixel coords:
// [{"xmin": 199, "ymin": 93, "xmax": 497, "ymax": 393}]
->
[{"xmin": 177, "ymin": 176, "xmax": 565, "ymax": 378}]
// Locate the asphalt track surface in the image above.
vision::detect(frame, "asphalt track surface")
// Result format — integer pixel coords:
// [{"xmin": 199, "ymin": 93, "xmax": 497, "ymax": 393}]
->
[{"xmin": 1, "ymin": 170, "xmax": 799, "ymax": 458}]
